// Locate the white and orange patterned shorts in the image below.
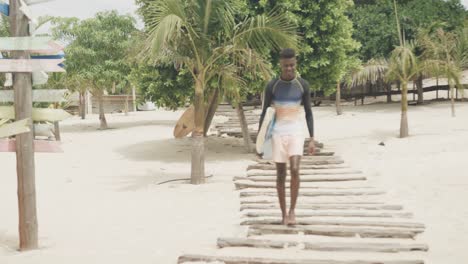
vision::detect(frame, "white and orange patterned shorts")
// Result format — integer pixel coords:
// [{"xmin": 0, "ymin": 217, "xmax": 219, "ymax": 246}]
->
[{"xmin": 272, "ymin": 134, "xmax": 305, "ymax": 163}]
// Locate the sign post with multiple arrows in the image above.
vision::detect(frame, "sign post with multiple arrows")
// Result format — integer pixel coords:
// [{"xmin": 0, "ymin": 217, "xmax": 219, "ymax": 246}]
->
[{"xmin": 0, "ymin": 0, "xmax": 65, "ymax": 251}]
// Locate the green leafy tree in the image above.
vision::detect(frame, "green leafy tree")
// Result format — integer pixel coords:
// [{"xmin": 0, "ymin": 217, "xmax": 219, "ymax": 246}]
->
[
  {"xmin": 351, "ymin": 0, "xmax": 466, "ymax": 61},
  {"xmin": 51, "ymin": 12, "xmax": 137, "ymax": 129},
  {"xmin": 246, "ymin": 0, "xmax": 360, "ymax": 94}
]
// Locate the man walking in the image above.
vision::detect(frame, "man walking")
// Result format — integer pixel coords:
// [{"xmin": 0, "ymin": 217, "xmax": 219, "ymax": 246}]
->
[{"xmin": 258, "ymin": 48, "xmax": 315, "ymax": 225}]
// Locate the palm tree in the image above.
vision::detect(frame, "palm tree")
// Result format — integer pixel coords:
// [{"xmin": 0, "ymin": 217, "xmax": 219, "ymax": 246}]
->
[
  {"xmin": 387, "ymin": 43, "xmax": 419, "ymax": 137},
  {"xmin": 140, "ymin": 0, "xmax": 297, "ymax": 184},
  {"xmin": 387, "ymin": 0, "xmax": 418, "ymax": 138},
  {"xmin": 419, "ymin": 28, "xmax": 465, "ymax": 117},
  {"xmin": 352, "ymin": 51, "xmax": 418, "ymax": 139}
]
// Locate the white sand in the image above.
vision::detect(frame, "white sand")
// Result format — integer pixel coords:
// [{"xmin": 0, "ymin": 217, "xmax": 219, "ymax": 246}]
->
[{"xmin": 1, "ymin": 100, "xmax": 468, "ymax": 263}]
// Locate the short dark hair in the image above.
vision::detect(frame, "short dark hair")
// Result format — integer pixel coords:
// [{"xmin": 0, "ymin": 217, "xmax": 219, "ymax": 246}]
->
[{"xmin": 280, "ymin": 48, "xmax": 296, "ymax": 59}]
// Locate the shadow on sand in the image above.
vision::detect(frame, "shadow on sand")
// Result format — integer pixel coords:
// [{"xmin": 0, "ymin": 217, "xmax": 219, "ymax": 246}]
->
[
  {"xmin": 61, "ymin": 119, "xmax": 176, "ymax": 134},
  {"xmin": 116, "ymin": 136, "xmax": 251, "ymax": 163}
]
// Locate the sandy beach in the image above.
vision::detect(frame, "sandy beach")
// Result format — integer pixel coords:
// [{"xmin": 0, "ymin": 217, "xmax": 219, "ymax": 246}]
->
[{"xmin": 1, "ymin": 99, "xmax": 467, "ymax": 264}]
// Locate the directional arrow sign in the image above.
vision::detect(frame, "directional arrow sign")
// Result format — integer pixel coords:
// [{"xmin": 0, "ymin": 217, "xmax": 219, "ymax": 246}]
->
[
  {"xmin": 25, "ymin": 0, "xmax": 55, "ymax": 5},
  {"xmin": 0, "ymin": 139, "xmax": 63, "ymax": 153},
  {"xmin": 0, "ymin": 37, "xmax": 63, "ymax": 53},
  {"xmin": 0, "ymin": 106, "xmax": 71, "ymax": 122},
  {"xmin": 0, "ymin": 89, "xmax": 68, "ymax": 103},
  {"xmin": 19, "ymin": 0, "xmax": 33, "ymax": 19},
  {"xmin": 0, "ymin": 59, "xmax": 65, "ymax": 72},
  {"xmin": 0, "ymin": 119, "xmax": 31, "ymax": 138},
  {"xmin": 0, "ymin": 2, "xmax": 8, "ymax": 16}
]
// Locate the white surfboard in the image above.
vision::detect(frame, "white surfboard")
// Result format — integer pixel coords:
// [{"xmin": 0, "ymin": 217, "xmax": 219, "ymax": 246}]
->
[{"xmin": 256, "ymin": 107, "xmax": 275, "ymax": 158}]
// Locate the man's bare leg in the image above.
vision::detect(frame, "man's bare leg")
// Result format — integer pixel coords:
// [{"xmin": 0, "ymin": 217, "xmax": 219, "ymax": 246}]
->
[
  {"xmin": 275, "ymin": 162, "xmax": 288, "ymax": 225},
  {"xmin": 288, "ymin": 155, "xmax": 301, "ymax": 225}
]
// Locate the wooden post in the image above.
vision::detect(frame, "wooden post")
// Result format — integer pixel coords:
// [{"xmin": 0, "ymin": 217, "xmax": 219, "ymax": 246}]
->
[
  {"xmin": 53, "ymin": 121, "xmax": 61, "ymax": 141},
  {"xmin": 10, "ymin": 0, "xmax": 38, "ymax": 250},
  {"xmin": 131, "ymin": 86, "xmax": 137, "ymax": 112}
]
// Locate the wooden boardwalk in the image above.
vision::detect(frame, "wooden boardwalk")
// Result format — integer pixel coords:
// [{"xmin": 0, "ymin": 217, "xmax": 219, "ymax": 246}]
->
[{"xmin": 178, "ymin": 108, "xmax": 429, "ymax": 263}]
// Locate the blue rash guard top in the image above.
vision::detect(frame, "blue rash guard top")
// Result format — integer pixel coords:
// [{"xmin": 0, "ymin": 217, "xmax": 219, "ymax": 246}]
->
[{"xmin": 258, "ymin": 77, "xmax": 314, "ymax": 138}]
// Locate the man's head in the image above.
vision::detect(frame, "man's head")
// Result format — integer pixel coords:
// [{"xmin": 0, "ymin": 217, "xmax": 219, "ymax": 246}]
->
[{"xmin": 279, "ymin": 48, "xmax": 297, "ymax": 80}]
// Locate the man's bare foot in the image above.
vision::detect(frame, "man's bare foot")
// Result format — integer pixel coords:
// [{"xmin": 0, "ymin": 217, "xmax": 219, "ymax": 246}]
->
[
  {"xmin": 282, "ymin": 214, "xmax": 289, "ymax": 225},
  {"xmin": 287, "ymin": 211, "xmax": 296, "ymax": 225}
]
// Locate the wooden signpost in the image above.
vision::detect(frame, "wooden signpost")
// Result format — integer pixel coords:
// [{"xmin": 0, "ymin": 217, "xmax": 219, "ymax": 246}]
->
[{"xmin": 2, "ymin": 0, "xmax": 65, "ymax": 251}]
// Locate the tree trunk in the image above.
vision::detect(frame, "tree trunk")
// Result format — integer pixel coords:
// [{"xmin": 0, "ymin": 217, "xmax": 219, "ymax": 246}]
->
[
  {"xmin": 79, "ymin": 91, "xmax": 86, "ymax": 119},
  {"xmin": 124, "ymin": 93, "xmax": 129, "ymax": 116},
  {"xmin": 386, "ymin": 83, "xmax": 392, "ymax": 103},
  {"xmin": 191, "ymin": 78, "xmax": 205, "ymax": 184},
  {"xmin": 86, "ymin": 90, "xmax": 93, "ymax": 114},
  {"xmin": 204, "ymin": 89, "xmax": 220, "ymax": 137},
  {"xmin": 400, "ymin": 81, "xmax": 409, "ymax": 138},
  {"xmin": 132, "ymin": 86, "xmax": 137, "ymax": 112},
  {"xmin": 236, "ymin": 102, "xmax": 254, "ymax": 153},
  {"xmin": 11, "ymin": 0, "xmax": 38, "ymax": 250},
  {"xmin": 416, "ymin": 74, "xmax": 423, "ymax": 104},
  {"xmin": 449, "ymin": 79, "xmax": 455, "ymax": 117},
  {"xmin": 336, "ymin": 82, "xmax": 342, "ymax": 115},
  {"xmin": 97, "ymin": 91, "xmax": 108, "ymax": 129}
]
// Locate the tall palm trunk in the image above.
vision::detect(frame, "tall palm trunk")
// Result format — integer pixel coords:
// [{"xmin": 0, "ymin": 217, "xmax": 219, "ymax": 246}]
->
[
  {"xmin": 400, "ymin": 81, "xmax": 409, "ymax": 138},
  {"xmin": 449, "ymin": 78, "xmax": 455, "ymax": 117},
  {"xmin": 204, "ymin": 89, "xmax": 220, "ymax": 137},
  {"xmin": 124, "ymin": 93, "xmax": 130, "ymax": 116},
  {"xmin": 236, "ymin": 102, "xmax": 254, "ymax": 153},
  {"xmin": 416, "ymin": 74, "xmax": 424, "ymax": 104},
  {"xmin": 79, "ymin": 91, "xmax": 86, "ymax": 119},
  {"xmin": 191, "ymin": 77, "xmax": 205, "ymax": 184},
  {"xmin": 336, "ymin": 82, "xmax": 342, "ymax": 115},
  {"xmin": 97, "ymin": 91, "xmax": 108, "ymax": 130}
]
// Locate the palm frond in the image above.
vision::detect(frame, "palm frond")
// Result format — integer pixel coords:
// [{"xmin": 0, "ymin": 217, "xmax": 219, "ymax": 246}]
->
[
  {"xmin": 386, "ymin": 43, "xmax": 419, "ymax": 83},
  {"xmin": 351, "ymin": 59, "xmax": 388, "ymax": 87},
  {"xmin": 233, "ymin": 9, "xmax": 298, "ymax": 52}
]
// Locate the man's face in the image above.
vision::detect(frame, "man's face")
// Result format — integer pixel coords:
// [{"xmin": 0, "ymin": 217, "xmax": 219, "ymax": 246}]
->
[{"xmin": 280, "ymin": 57, "xmax": 297, "ymax": 79}]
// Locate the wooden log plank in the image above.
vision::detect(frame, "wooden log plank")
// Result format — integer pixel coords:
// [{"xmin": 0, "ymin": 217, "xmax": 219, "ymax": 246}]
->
[
  {"xmin": 255, "ymin": 159, "xmax": 343, "ymax": 166},
  {"xmin": 178, "ymin": 254, "xmax": 424, "ymax": 264},
  {"xmin": 240, "ymin": 204, "xmax": 403, "ymax": 211},
  {"xmin": 240, "ymin": 200, "xmax": 385, "ymax": 205},
  {"xmin": 244, "ymin": 211, "xmax": 413, "ymax": 219},
  {"xmin": 240, "ymin": 190, "xmax": 384, "ymax": 198},
  {"xmin": 247, "ymin": 169, "xmax": 362, "ymax": 177},
  {"xmin": 240, "ymin": 219, "xmax": 425, "ymax": 229},
  {"xmin": 234, "ymin": 180, "xmax": 374, "ymax": 190},
  {"xmin": 247, "ymin": 225, "xmax": 420, "ymax": 239},
  {"xmin": 247, "ymin": 164, "xmax": 350, "ymax": 171},
  {"xmin": 235, "ymin": 175, "xmax": 367, "ymax": 183},
  {"xmin": 217, "ymin": 237, "xmax": 429, "ymax": 253}
]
